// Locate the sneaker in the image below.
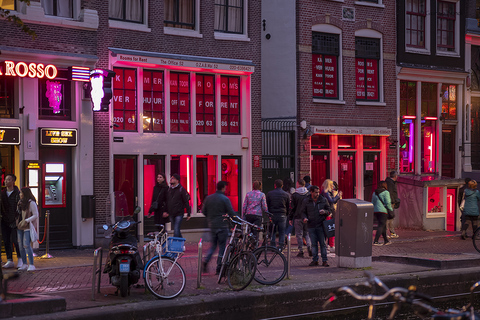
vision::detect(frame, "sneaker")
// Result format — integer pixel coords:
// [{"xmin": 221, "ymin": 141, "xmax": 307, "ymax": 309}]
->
[
  {"xmin": 329, "ymin": 246, "xmax": 335, "ymax": 253},
  {"xmin": 3, "ymin": 260, "xmax": 14, "ymax": 269},
  {"xmin": 27, "ymin": 265, "xmax": 36, "ymax": 272},
  {"xmin": 16, "ymin": 259, "xmax": 23, "ymax": 269},
  {"xmin": 309, "ymin": 261, "xmax": 319, "ymax": 266},
  {"xmin": 18, "ymin": 264, "xmax": 28, "ymax": 271},
  {"xmin": 373, "ymin": 242, "xmax": 382, "ymax": 246},
  {"xmin": 296, "ymin": 251, "xmax": 304, "ymax": 258},
  {"xmin": 387, "ymin": 235, "xmax": 391, "ymax": 239},
  {"xmin": 384, "ymin": 241, "xmax": 392, "ymax": 246},
  {"xmin": 390, "ymin": 233, "xmax": 399, "ymax": 239},
  {"xmin": 322, "ymin": 261, "xmax": 330, "ymax": 267},
  {"xmin": 307, "ymin": 248, "xmax": 313, "ymax": 257}
]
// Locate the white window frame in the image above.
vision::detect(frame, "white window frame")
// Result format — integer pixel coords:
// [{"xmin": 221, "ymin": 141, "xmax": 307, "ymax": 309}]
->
[
  {"xmin": 405, "ymin": 0, "xmax": 431, "ymax": 55},
  {"xmin": 164, "ymin": 0, "xmax": 203, "ymax": 39},
  {"xmin": 355, "ymin": 29, "xmax": 386, "ymax": 106},
  {"xmin": 312, "ymin": 24, "xmax": 344, "ymax": 105},
  {"xmin": 436, "ymin": 0, "xmax": 460, "ymax": 57},
  {"xmin": 355, "ymin": 0, "xmax": 385, "ymax": 9},
  {"xmin": 214, "ymin": 0, "xmax": 249, "ymax": 42},
  {"xmin": 109, "ymin": 0, "xmax": 151, "ymax": 32}
]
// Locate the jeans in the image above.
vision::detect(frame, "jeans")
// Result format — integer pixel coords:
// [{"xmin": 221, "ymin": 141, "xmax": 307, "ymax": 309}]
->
[
  {"xmin": 205, "ymin": 228, "xmax": 229, "ymax": 273},
  {"xmin": 245, "ymin": 214, "xmax": 262, "ymax": 239},
  {"xmin": 1, "ymin": 221, "xmax": 20, "ymax": 261},
  {"xmin": 374, "ymin": 212, "xmax": 388, "ymax": 243},
  {"xmin": 294, "ymin": 219, "xmax": 311, "ymax": 252},
  {"xmin": 386, "ymin": 218, "xmax": 395, "ymax": 234},
  {"xmin": 270, "ymin": 215, "xmax": 287, "ymax": 248},
  {"xmin": 17, "ymin": 229, "xmax": 34, "ymax": 265},
  {"xmin": 308, "ymin": 226, "xmax": 328, "ymax": 262},
  {"xmin": 173, "ymin": 215, "xmax": 183, "ymax": 238}
]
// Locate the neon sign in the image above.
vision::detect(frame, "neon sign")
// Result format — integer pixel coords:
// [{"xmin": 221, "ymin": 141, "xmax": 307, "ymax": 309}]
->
[
  {"xmin": 40, "ymin": 128, "xmax": 77, "ymax": 146},
  {"xmin": 0, "ymin": 61, "xmax": 57, "ymax": 79}
]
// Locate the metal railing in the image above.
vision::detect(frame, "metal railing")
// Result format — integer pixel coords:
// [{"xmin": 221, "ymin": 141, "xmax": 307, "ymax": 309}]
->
[{"xmin": 91, "ymin": 247, "xmax": 103, "ymax": 300}]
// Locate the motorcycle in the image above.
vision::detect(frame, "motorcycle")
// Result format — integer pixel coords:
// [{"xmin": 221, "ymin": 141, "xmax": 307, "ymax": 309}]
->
[{"xmin": 103, "ymin": 191, "xmax": 143, "ymax": 297}]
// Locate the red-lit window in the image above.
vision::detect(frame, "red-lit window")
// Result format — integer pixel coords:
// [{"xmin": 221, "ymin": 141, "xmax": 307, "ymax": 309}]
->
[
  {"xmin": 113, "ymin": 68, "xmax": 137, "ymax": 131},
  {"xmin": 222, "ymin": 157, "xmax": 241, "ymax": 212},
  {"xmin": 363, "ymin": 136, "xmax": 380, "ymax": 149},
  {"xmin": 311, "ymin": 135, "xmax": 330, "ymax": 149},
  {"xmin": 220, "ymin": 76, "xmax": 240, "ymax": 134},
  {"xmin": 143, "ymin": 70, "xmax": 164, "ymax": 132},
  {"xmin": 421, "ymin": 83, "xmax": 437, "ymax": 118},
  {"xmin": 406, "ymin": 0, "xmax": 426, "ymax": 48},
  {"xmin": 312, "ymin": 32, "xmax": 339, "ymax": 99},
  {"xmin": 421, "ymin": 120, "xmax": 436, "ymax": 173},
  {"xmin": 196, "ymin": 155, "xmax": 217, "ymax": 210},
  {"xmin": 338, "ymin": 135, "xmax": 355, "ymax": 149},
  {"xmin": 437, "ymin": 1, "xmax": 455, "ymax": 52},
  {"xmin": 39, "ymin": 69, "xmax": 72, "ymax": 120},
  {"xmin": 400, "ymin": 81, "xmax": 416, "ymax": 173},
  {"xmin": 170, "ymin": 72, "xmax": 190, "ymax": 133},
  {"xmin": 355, "ymin": 37, "xmax": 380, "ymax": 101},
  {"xmin": 441, "ymin": 84, "xmax": 457, "ymax": 120},
  {"xmin": 196, "ymin": 74, "xmax": 215, "ymax": 134}
]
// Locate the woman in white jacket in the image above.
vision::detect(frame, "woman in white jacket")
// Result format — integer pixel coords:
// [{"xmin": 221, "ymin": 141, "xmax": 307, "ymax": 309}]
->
[{"xmin": 16, "ymin": 187, "xmax": 38, "ymax": 271}]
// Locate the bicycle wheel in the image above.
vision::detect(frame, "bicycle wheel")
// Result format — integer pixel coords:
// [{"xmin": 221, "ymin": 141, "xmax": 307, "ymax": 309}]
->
[
  {"xmin": 473, "ymin": 227, "xmax": 480, "ymax": 253},
  {"xmin": 144, "ymin": 256, "xmax": 185, "ymax": 299},
  {"xmin": 217, "ymin": 245, "xmax": 233, "ymax": 284},
  {"xmin": 253, "ymin": 246, "xmax": 287, "ymax": 285},
  {"xmin": 227, "ymin": 251, "xmax": 257, "ymax": 291}
]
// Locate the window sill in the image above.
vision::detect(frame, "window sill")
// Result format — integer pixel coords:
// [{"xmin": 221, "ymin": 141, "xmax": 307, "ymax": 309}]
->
[
  {"xmin": 405, "ymin": 47, "xmax": 431, "ymax": 55},
  {"xmin": 426, "ymin": 212, "xmax": 445, "ymax": 219},
  {"xmin": 436, "ymin": 50, "xmax": 460, "ymax": 58},
  {"xmin": 354, "ymin": 1, "xmax": 385, "ymax": 8},
  {"xmin": 109, "ymin": 19, "xmax": 151, "ymax": 32},
  {"xmin": 356, "ymin": 101, "xmax": 386, "ymax": 106},
  {"xmin": 164, "ymin": 27, "xmax": 203, "ymax": 38},
  {"xmin": 313, "ymin": 98, "xmax": 345, "ymax": 105},
  {"xmin": 214, "ymin": 32, "xmax": 250, "ymax": 42}
]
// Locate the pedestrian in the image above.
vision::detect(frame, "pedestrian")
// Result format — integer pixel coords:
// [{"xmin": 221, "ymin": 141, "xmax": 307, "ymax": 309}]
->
[
  {"xmin": 0, "ymin": 174, "xmax": 22, "ymax": 269},
  {"xmin": 202, "ymin": 181, "xmax": 237, "ymax": 274},
  {"xmin": 282, "ymin": 177, "xmax": 295, "ymax": 236},
  {"xmin": 266, "ymin": 179, "xmax": 290, "ymax": 250},
  {"xmin": 303, "ymin": 175, "xmax": 312, "ymax": 191},
  {"xmin": 242, "ymin": 181, "xmax": 268, "ymax": 239},
  {"xmin": 301, "ymin": 185, "xmax": 331, "ymax": 267},
  {"xmin": 148, "ymin": 173, "xmax": 169, "ymax": 230},
  {"xmin": 460, "ymin": 180, "xmax": 480, "ymax": 240},
  {"xmin": 290, "ymin": 179, "xmax": 312, "ymax": 258},
  {"xmin": 16, "ymin": 187, "xmax": 38, "ymax": 271},
  {"xmin": 321, "ymin": 179, "xmax": 342, "ymax": 252},
  {"xmin": 458, "ymin": 177, "xmax": 472, "ymax": 234},
  {"xmin": 164, "ymin": 173, "xmax": 191, "ymax": 238},
  {"xmin": 385, "ymin": 171, "xmax": 400, "ymax": 239},
  {"xmin": 372, "ymin": 181, "xmax": 393, "ymax": 246}
]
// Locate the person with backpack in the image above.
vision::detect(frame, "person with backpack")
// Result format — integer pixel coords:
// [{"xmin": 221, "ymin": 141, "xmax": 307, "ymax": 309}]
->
[
  {"xmin": 385, "ymin": 171, "xmax": 400, "ymax": 239},
  {"xmin": 164, "ymin": 173, "xmax": 191, "ymax": 238},
  {"xmin": 372, "ymin": 181, "xmax": 394, "ymax": 246},
  {"xmin": 289, "ymin": 179, "xmax": 312, "ymax": 258},
  {"xmin": 460, "ymin": 180, "xmax": 480, "ymax": 240}
]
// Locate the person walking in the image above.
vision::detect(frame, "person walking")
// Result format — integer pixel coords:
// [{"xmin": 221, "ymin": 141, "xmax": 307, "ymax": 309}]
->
[
  {"xmin": 460, "ymin": 180, "xmax": 480, "ymax": 240},
  {"xmin": 16, "ymin": 187, "xmax": 38, "ymax": 271},
  {"xmin": 321, "ymin": 179, "xmax": 342, "ymax": 252},
  {"xmin": 458, "ymin": 177, "xmax": 472, "ymax": 235},
  {"xmin": 290, "ymin": 179, "xmax": 312, "ymax": 258},
  {"xmin": 372, "ymin": 181, "xmax": 393, "ymax": 246},
  {"xmin": 148, "ymin": 173, "xmax": 169, "ymax": 230},
  {"xmin": 164, "ymin": 173, "xmax": 191, "ymax": 238},
  {"xmin": 303, "ymin": 175, "xmax": 312, "ymax": 191},
  {"xmin": 385, "ymin": 171, "xmax": 400, "ymax": 239},
  {"xmin": 1, "ymin": 174, "xmax": 22, "ymax": 269},
  {"xmin": 242, "ymin": 181, "xmax": 268, "ymax": 239},
  {"xmin": 266, "ymin": 179, "xmax": 290, "ymax": 249},
  {"xmin": 202, "ymin": 181, "xmax": 237, "ymax": 274},
  {"xmin": 302, "ymin": 185, "xmax": 331, "ymax": 267}
]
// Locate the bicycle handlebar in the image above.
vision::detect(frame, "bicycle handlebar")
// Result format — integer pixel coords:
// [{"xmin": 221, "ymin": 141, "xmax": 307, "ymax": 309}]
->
[{"xmin": 223, "ymin": 214, "xmax": 263, "ymax": 231}]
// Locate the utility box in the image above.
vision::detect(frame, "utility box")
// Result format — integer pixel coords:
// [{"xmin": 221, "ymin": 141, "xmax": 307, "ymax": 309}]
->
[
  {"xmin": 336, "ymin": 199, "xmax": 374, "ymax": 268},
  {"xmin": 81, "ymin": 195, "xmax": 96, "ymax": 219}
]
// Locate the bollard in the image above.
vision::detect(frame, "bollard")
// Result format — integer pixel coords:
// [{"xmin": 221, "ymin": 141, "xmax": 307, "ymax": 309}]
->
[
  {"xmin": 91, "ymin": 247, "xmax": 103, "ymax": 300},
  {"xmin": 197, "ymin": 238, "xmax": 203, "ymax": 288},
  {"xmin": 41, "ymin": 210, "xmax": 53, "ymax": 259},
  {"xmin": 286, "ymin": 234, "xmax": 291, "ymax": 279}
]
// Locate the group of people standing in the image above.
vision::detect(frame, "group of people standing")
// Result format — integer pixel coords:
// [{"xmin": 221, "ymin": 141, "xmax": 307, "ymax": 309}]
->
[{"xmin": 1, "ymin": 174, "xmax": 39, "ymax": 272}]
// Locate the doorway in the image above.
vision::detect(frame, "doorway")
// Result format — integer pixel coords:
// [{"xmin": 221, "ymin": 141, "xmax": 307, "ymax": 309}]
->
[
  {"xmin": 364, "ymin": 152, "xmax": 380, "ymax": 202},
  {"xmin": 311, "ymin": 152, "xmax": 329, "ymax": 188},
  {"xmin": 442, "ymin": 127, "xmax": 455, "ymax": 178},
  {"xmin": 114, "ymin": 156, "xmax": 137, "ymax": 218},
  {"xmin": 446, "ymin": 188, "xmax": 457, "ymax": 231},
  {"xmin": 338, "ymin": 153, "xmax": 356, "ymax": 199}
]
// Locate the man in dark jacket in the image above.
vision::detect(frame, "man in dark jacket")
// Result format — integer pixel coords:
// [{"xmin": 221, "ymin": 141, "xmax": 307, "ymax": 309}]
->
[
  {"xmin": 302, "ymin": 185, "xmax": 331, "ymax": 267},
  {"xmin": 1, "ymin": 174, "xmax": 21, "ymax": 269},
  {"xmin": 267, "ymin": 179, "xmax": 290, "ymax": 249},
  {"xmin": 458, "ymin": 177, "xmax": 472, "ymax": 234},
  {"xmin": 385, "ymin": 171, "xmax": 399, "ymax": 239},
  {"xmin": 164, "ymin": 173, "xmax": 191, "ymax": 238},
  {"xmin": 289, "ymin": 179, "xmax": 312, "ymax": 257},
  {"xmin": 202, "ymin": 181, "xmax": 236, "ymax": 274}
]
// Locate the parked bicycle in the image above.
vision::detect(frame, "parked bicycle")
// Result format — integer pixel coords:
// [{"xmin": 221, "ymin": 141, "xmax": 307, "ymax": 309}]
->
[
  {"xmin": 323, "ymin": 271, "xmax": 480, "ymax": 319},
  {"xmin": 472, "ymin": 227, "xmax": 480, "ymax": 253},
  {"xmin": 143, "ymin": 225, "xmax": 186, "ymax": 299}
]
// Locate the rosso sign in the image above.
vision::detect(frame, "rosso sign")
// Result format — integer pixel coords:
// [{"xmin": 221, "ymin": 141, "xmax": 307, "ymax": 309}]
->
[{"xmin": 0, "ymin": 61, "xmax": 57, "ymax": 79}]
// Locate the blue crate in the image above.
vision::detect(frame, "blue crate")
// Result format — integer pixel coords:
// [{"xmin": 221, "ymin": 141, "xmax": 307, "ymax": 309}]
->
[{"xmin": 166, "ymin": 237, "xmax": 186, "ymax": 253}]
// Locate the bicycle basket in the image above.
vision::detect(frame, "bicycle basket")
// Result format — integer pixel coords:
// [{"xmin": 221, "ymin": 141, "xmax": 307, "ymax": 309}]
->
[{"xmin": 164, "ymin": 237, "xmax": 186, "ymax": 253}]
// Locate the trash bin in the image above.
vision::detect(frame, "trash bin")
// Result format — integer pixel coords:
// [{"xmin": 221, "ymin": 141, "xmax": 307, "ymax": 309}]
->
[{"xmin": 336, "ymin": 198, "xmax": 374, "ymax": 268}]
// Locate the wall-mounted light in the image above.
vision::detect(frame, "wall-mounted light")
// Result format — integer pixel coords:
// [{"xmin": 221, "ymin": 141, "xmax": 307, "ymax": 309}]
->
[
  {"xmin": 241, "ymin": 137, "xmax": 249, "ymax": 149},
  {"xmin": 300, "ymin": 120, "xmax": 307, "ymax": 130},
  {"xmin": 439, "ymin": 111, "xmax": 448, "ymax": 124}
]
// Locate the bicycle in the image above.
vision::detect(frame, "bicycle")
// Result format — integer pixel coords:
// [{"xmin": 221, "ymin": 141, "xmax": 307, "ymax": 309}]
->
[
  {"xmin": 472, "ymin": 227, "xmax": 480, "ymax": 253},
  {"xmin": 143, "ymin": 226, "xmax": 186, "ymax": 299},
  {"xmin": 323, "ymin": 271, "xmax": 480, "ymax": 319},
  {"xmin": 217, "ymin": 216, "xmax": 257, "ymax": 291}
]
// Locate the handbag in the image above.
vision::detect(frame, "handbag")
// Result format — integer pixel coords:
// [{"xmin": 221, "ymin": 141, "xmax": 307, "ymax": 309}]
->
[
  {"xmin": 149, "ymin": 192, "xmax": 161, "ymax": 213},
  {"xmin": 323, "ymin": 218, "xmax": 335, "ymax": 238},
  {"xmin": 376, "ymin": 191, "xmax": 395, "ymax": 219},
  {"xmin": 459, "ymin": 193, "xmax": 465, "ymax": 211},
  {"xmin": 30, "ymin": 221, "xmax": 38, "ymax": 242}
]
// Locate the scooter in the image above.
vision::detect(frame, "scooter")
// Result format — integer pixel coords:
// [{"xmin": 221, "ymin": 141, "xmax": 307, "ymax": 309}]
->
[{"xmin": 103, "ymin": 204, "xmax": 143, "ymax": 297}]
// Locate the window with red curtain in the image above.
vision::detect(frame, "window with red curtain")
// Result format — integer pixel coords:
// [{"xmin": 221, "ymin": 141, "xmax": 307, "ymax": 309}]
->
[
  {"xmin": 113, "ymin": 68, "xmax": 137, "ymax": 131},
  {"xmin": 143, "ymin": 70, "xmax": 164, "ymax": 132},
  {"xmin": 355, "ymin": 37, "xmax": 380, "ymax": 101},
  {"xmin": 312, "ymin": 32, "xmax": 339, "ymax": 99},
  {"xmin": 196, "ymin": 74, "xmax": 215, "ymax": 134},
  {"xmin": 221, "ymin": 157, "xmax": 240, "ymax": 212},
  {"xmin": 220, "ymin": 76, "xmax": 240, "ymax": 134},
  {"xmin": 170, "ymin": 72, "xmax": 190, "ymax": 133}
]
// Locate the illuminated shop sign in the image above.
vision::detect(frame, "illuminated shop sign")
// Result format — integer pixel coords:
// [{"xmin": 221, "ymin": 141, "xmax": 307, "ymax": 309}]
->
[
  {"xmin": 312, "ymin": 126, "xmax": 391, "ymax": 136},
  {"xmin": 69, "ymin": 66, "xmax": 90, "ymax": 82},
  {"xmin": 0, "ymin": 127, "xmax": 20, "ymax": 145},
  {"xmin": 0, "ymin": 61, "xmax": 57, "ymax": 79},
  {"xmin": 40, "ymin": 128, "xmax": 77, "ymax": 146}
]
